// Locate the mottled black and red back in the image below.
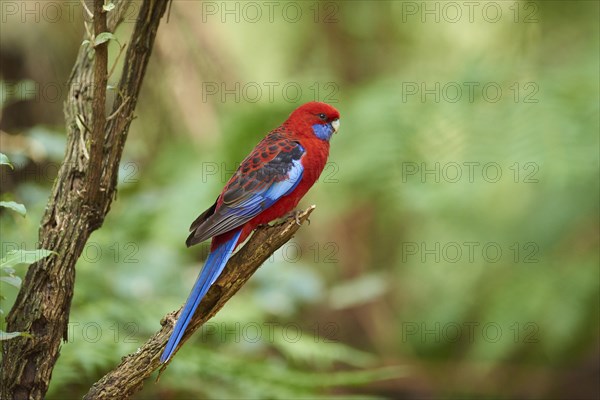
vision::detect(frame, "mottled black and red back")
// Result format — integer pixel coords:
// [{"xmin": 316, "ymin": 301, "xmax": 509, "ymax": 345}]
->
[
  {"xmin": 186, "ymin": 131, "xmax": 306, "ymax": 247},
  {"xmin": 221, "ymin": 132, "xmax": 305, "ymax": 205}
]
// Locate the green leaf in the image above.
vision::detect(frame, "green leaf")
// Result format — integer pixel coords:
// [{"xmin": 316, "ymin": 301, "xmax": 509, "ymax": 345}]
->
[
  {"xmin": 82, "ymin": 39, "xmax": 91, "ymax": 47},
  {"xmin": 102, "ymin": 2, "xmax": 115, "ymax": 12},
  {"xmin": 0, "ymin": 275, "xmax": 22, "ymax": 288},
  {"xmin": 94, "ymin": 32, "xmax": 115, "ymax": 46},
  {"xmin": 0, "ymin": 153, "xmax": 13, "ymax": 169},
  {"xmin": 0, "ymin": 201, "xmax": 26, "ymax": 216},
  {"xmin": 0, "ymin": 330, "xmax": 32, "ymax": 341},
  {"xmin": 0, "ymin": 249, "xmax": 54, "ymax": 270}
]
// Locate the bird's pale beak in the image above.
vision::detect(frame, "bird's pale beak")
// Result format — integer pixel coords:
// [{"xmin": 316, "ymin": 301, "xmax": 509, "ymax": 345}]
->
[{"xmin": 331, "ymin": 119, "xmax": 340, "ymax": 133}]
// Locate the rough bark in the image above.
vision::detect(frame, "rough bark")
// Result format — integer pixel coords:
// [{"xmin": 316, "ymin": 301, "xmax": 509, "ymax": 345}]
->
[
  {"xmin": 0, "ymin": 1, "xmax": 170, "ymax": 399},
  {"xmin": 83, "ymin": 206, "xmax": 315, "ymax": 400}
]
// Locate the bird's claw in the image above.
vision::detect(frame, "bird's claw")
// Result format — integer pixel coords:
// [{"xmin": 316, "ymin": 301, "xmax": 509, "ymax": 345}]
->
[{"xmin": 289, "ymin": 210, "xmax": 309, "ymax": 226}]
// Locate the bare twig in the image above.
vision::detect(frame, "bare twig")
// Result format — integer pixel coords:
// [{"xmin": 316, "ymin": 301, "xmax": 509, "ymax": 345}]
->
[
  {"xmin": 80, "ymin": 0, "xmax": 93, "ymax": 19},
  {"xmin": 107, "ymin": 41, "xmax": 127, "ymax": 81},
  {"xmin": 106, "ymin": 96, "xmax": 130, "ymax": 121}
]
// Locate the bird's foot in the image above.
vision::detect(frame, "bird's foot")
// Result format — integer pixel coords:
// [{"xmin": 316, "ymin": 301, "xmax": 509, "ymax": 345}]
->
[
  {"xmin": 285, "ymin": 210, "xmax": 309, "ymax": 226},
  {"xmin": 294, "ymin": 211, "xmax": 301, "ymax": 226}
]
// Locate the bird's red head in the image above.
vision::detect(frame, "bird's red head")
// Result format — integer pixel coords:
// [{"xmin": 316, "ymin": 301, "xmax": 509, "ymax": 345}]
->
[{"xmin": 285, "ymin": 102, "xmax": 341, "ymax": 141}]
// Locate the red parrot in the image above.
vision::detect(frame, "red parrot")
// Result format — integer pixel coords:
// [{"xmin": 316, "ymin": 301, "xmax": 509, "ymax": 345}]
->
[{"xmin": 161, "ymin": 102, "xmax": 340, "ymax": 363}]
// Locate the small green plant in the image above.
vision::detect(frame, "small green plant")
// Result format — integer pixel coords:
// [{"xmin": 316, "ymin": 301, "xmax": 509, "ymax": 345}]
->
[{"xmin": 0, "ymin": 152, "xmax": 53, "ymax": 341}]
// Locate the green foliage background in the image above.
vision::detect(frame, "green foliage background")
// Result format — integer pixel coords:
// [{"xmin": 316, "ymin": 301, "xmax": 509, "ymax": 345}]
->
[{"xmin": 1, "ymin": 1, "xmax": 598, "ymax": 399}]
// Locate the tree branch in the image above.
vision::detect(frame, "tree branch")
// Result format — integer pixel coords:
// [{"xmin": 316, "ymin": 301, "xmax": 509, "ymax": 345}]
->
[
  {"xmin": 0, "ymin": 1, "xmax": 170, "ymax": 399},
  {"xmin": 86, "ymin": 0, "xmax": 108, "ymax": 204},
  {"xmin": 83, "ymin": 206, "xmax": 316, "ymax": 400}
]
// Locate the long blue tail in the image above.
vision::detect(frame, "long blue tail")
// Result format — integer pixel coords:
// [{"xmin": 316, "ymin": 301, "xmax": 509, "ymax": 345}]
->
[{"xmin": 161, "ymin": 230, "xmax": 242, "ymax": 363}]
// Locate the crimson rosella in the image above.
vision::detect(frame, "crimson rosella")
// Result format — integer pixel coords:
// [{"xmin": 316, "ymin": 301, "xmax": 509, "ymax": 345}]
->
[{"xmin": 161, "ymin": 102, "xmax": 341, "ymax": 363}]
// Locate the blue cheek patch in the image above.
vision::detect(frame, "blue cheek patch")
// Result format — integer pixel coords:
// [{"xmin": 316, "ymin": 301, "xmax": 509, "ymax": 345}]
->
[{"xmin": 312, "ymin": 123, "xmax": 333, "ymax": 141}]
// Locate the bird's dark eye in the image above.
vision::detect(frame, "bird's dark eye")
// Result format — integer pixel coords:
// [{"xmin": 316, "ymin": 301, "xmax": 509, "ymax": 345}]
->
[{"xmin": 318, "ymin": 113, "xmax": 327, "ymax": 121}]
